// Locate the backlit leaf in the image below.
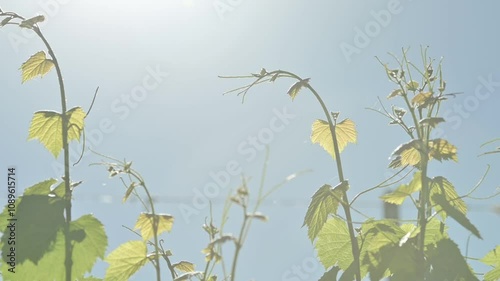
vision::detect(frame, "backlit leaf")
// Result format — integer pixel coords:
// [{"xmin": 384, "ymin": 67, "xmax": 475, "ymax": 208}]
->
[
  {"xmin": 303, "ymin": 183, "xmax": 346, "ymax": 241},
  {"xmin": 20, "ymin": 51, "xmax": 54, "ymax": 83},
  {"xmin": 411, "ymin": 92, "xmax": 432, "ymax": 106},
  {"xmin": 134, "ymin": 213, "xmax": 174, "ymax": 241},
  {"xmin": 316, "ymin": 217, "xmax": 354, "ymax": 270},
  {"xmin": 429, "ymin": 139, "xmax": 458, "ymax": 162},
  {"xmin": 431, "ymin": 194, "xmax": 481, "ymax": 239},
  {"xmin": 28, "ymin": 107, "xmax": 85, "ymax": 158},
  {"xmin": 172, "ymin": 261, "xmax": 195, "ymax": 273},
  {"xmin": 380, "ymin": 171, "xmax": 422, "ymax": 205},
  {"xmin": 311, "ymin": 119, "xmax": 357, "ymax": 159},
  {"xmin": 387, "ymin": 89, "xmax": 403, "ymax": 99},
  {"xmin": 482, "ymin": 246, "xmax": 500, "ymax": 281},
  {"xmin": 429, "ymin": 176, "xmax": 467, "ymax": 219},
  {"xmin": 406, "ymin": 81, "xmax": 419, "ymax": 91},
  {"xmin": 389, "ymin": 139, "xmax": 423, "ymax": 168},
  {"xmin": 427, "ymin": 238, "xmax": 479, "ymax": 281},
  {"xmin": 70, "ymin": 215, "xmax": 108, "ymax": 278},
  {"xmin": 104, "ymin": 241, "xmax": 148, "ymax": 281},
  {"xmin": 287, "ymin": 78, "xmax": 310, "ymax": 100}
]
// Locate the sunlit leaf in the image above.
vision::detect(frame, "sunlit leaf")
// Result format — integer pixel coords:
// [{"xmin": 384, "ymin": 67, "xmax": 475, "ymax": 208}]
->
[
  {"xmin": 20, "ymin": 51, "xmax": 54, "ymax": 83},
  {"xmin": 406, "ymin": 81, "xmax": 419, "ymax": 91},
  {"xmin": 389, "ymin": 138, "xmax": 457, "ymax": 168},
  {"xmin": 0, "ymin": 212, "xmax": 106, "ymax": 280},
  {"xmin": 427, "ymin": 238, "xmax": 479, "ymax": 281},
  {"xmin": 70, "ymin": 215, "xmax": 108, "ymax": 278},
  {"xmin": 19, "ymin": 15, "xmax": 45, "ymax": 29},
  {"xmin": 104, "ymin": 241, "xmax": 148, "ymax": 281},
  {"xmin": 429, "ymin": 176, "xmax": 467, "ymax": 219},
  {"xmin": 380, "ymin": 171, "xmax": 422, "ymax": 205},
  {"xmin": 311, "ymin": 119, "xmax": 357, "ymax": 159},
  {"xmin": 482, "ymin": 246, "xmax": 500, "ymax": 281},
  {"xmin": 431, "ymin": 194, "xmax": 481, "ymax": 239},
  {"xmin": 419, "ymin": 117, "xmax": 445, "ymax": 128},
  {"xmin": 303, "ymin": 183, "xmax": 346, "ymax": 241},
  {"xmin": 287, "ymin": 78, "xmax": 310, "ymax": 100},
  {"xmin": 424, "ymin": 218, "xmax": 448, "ymax": 246},
  {"xmin": 387, "ymin": 89, "xmax": 403, "ymax": 99},
  {"xmin": 316, "ymin": 217, "xmax": 354, "ymax": 270},
  {"xmin": 27, "ymin": 107, "xmax": 85, "ymax": 158},
  {"xmin": 172, "ymin": 261, "xmax": 195, "ymax": 273},
  {"xmin": 134, "ymin": 213, "xmax": 174, "ymax": 241},
  {"xmin": 389, "ymin": 139, "xmax": 423, "ymax": 168},
  {"xmin": 429, "ymin": 139, "xmax": 458, "ymax": 162},
  {"xmin": 411, "ymin": 92, "xmax": 432, "ymax": 106}
]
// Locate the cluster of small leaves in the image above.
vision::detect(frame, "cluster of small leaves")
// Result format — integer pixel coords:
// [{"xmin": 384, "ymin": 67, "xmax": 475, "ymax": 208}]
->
[{"xmin": 93, "ymin": 160, "xmax": 198, "ymax": 281}]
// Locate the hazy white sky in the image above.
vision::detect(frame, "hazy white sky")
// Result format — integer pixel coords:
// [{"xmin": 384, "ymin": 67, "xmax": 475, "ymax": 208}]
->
[{"xmin": 1, "ymin": 0, "xmax": 499, "ymax": 280}]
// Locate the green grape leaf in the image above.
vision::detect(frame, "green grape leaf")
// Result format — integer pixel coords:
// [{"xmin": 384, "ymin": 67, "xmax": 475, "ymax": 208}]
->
[
  {"xmin": 482, "ymin": 246, "xmax": 500, "ymax": 266},
  {"xmin": 406, "ymin": 81, "xmax": 419, "ymax": 91},
  {"xmin": 172, "ymin": 261, "xmax": 195, "ymax": 273},
  {"xmin": 411, "ymin": 91, "xmax": 432, "ymax": 106},
  {"xmin": 389, "ymin": 139, "xmax": 423, "ymax": 168},
  {"xmin": 429, "ymin": 176, "xmax": 467, "ymax": 220},
  {"xmin": 431, "ymin": 193, "xmax": 481, "ymax": 239},
  {"xmin": 311, "ymin": 118, "xmax": 357, "ymax": 159},
  {"xmin": 70, "ymin": 215, "xmax": 108, "ymax": 278},
  {"xmin": 134, "ymin": 213, "xmax": 174, "ymax": 241},
  {"xmin": 387, "ymin": 89, "xmax": 403, "ymax": 99},
  {"xmin": 484, "ymin": 267, "xmax": 500, "ymax": 281},
  {"xmin": 419, "ymin": 117, "xmax": 445, "ymax": 128},
  {"xmin": 427, "ymin": 238, "xmax": 479, "ymax": 281},
  {"xmin": 0, "ymin": 192, "xmax": 65, "ymax": 265},
  {"xmin": 389, "ymin": 138, "xmax": 457, "ymax": 168},
  {"xmin": 287, "ymin": 78, "xmax": 310, "ymax": 100},
  {"xmin": 424, "ymin": 218, "xmax": 448, "ymax": 246},
  {"xmin": 366, "ymin": 243, "xmax": 418, "ymax": 281},
  {"xmin": 360, "ymin": 219, "xmax": 406, "ymax": 255},
  {"xmin": 381, "ymin": 171, "xmax": 422, "ymax": 205},
  {"xmin": 19, "ymin": 15, "xmax": 45, "ymax": 29},
  {"xmin": 319, "ymin": 266, "xmax": 340, "ymax": 281},
  {"xmin": 481, "ymin": 246, "xmax": 500, "ymax": 281},
  {"xmin": 429, "ymin": 138, "xmax": 458, "ymax": 162},
  {"xmin": 1, "ymin": 213, "xmax": 106, "ymax": 280},
  {"xmin": 104, "ymin": 241, "xmax": 148, "ymax": 281},
  {"xmin": 315, "ymin": 217, "xmax": 354, "ymax": 270},
  {"xmin": 303, "ymin": 183, "xmax": 346, "ymax": 241},
  {"xmin": 481, "ymin": 247, "xmax": 500, "ymax": 281},
  {"xmin": 28, "ymin": 107, "xmax": 85, "ymax": 158},
  {"xmin": 20, "ymin": 51, "xmax": 54, "ymax": 83}
]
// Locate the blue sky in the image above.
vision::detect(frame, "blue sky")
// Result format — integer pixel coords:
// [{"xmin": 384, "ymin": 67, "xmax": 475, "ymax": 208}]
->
[{"xmin": 1, "ymin": 0, "xmax": 499, "ymax": 280}]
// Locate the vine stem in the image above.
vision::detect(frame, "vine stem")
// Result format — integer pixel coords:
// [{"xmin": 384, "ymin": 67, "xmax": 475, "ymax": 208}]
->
[
  {"xmin": 129, "ymin": 169, "xmax": 161, "ymax": 281},
  {"xmin": 272, "ymin": 70, "xmax": 361, "ymax": 281},
  {"xmin": 305, "ymin": 84, "xmax": 361, "ymax": 281},
  {"xmin": 33, "ymin": 26, "xmax": 73, "ymax": 281}
]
